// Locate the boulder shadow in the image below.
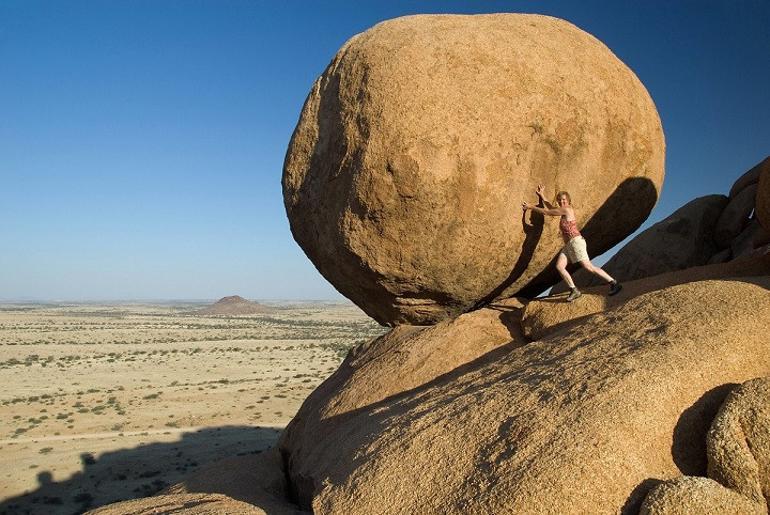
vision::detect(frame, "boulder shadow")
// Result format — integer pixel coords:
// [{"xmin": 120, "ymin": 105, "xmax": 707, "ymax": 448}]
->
[
  {"xmin": 671, "ymin": 383, "xmax": 738, "ymax": 476},
  {"xmin": 472, "ymin": 202, "xmax": 546, "ymax": 310},
  {"xmin": 621, "ymin": 477, "xmax": 664, "ymax": 515},
  {"xmin": 0, "ymin": 425, "xmax": 280, "ymax": 515}
]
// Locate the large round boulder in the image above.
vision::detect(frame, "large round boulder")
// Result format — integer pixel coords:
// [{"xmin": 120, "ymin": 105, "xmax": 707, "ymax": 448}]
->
[{"xmin": 283, "ymin": 14, "xmax": 665, "ymax": 325}]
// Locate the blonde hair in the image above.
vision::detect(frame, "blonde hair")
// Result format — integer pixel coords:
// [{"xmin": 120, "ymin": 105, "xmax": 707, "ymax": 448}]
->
[{"xmin": 555, "ymin": 191, "xmax": 572, "ymax": 205}]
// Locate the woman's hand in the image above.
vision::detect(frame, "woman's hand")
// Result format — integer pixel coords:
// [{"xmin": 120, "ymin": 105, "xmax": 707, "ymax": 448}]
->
[
  {"xmin": 536, "ymin": 184, "xmax": 545, "ymax": 197},
  {"xmin": 522, "ymin": 201, "xmax": 531, "ymax": 211}
]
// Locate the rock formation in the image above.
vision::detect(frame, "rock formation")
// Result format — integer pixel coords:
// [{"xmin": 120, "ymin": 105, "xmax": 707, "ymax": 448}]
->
[
  {"xmin": 283, "ymin": 13, "xmax": 665, "ymax": 325},
  {"xmin": 279, "ymin": 299, "xmax": 527, "ymax": 507},
  {"xmin": 279, "ymin": 277, "xmax": 770, "ymax": 513},
  {"xmin": 552, "ymin": 195, "xmax": 727, "ymax": 293},
  {"xmin": 640, "ymin": 377, "xmax": 770, "ymax": 514},
  {"xmin": 85, "ymin": 12, "xmax": 768, "ymax": 515},
  {"xmin": 196, "ymin": 296, "xmax": 272, "ymax": 316}
]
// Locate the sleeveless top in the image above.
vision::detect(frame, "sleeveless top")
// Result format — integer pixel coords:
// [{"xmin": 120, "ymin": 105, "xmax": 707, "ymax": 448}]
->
[{"xmin": 559, "ymin": 217, "xmax": 581, "ymax": 242}]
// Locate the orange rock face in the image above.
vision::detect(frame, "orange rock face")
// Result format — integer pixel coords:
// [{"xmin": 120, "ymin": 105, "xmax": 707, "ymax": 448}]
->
[{"xmin": 283, "ymin": 14, "xmax": 665, "ymax": 325}]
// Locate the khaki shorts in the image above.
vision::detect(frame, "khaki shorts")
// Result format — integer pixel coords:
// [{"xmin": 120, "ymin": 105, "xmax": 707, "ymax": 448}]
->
[{"xmin": 560, "ymin": 236, "xmax": 589, "ymax": 264}]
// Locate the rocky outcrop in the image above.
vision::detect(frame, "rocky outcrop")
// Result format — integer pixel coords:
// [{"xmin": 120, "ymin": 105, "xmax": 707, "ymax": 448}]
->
[
  {"xmin": 283, "ymin": 13, "xmax": 665, "ymax": 325},
  {"xmin": 640, "ymin": 377, "xmax": 770, "ymax": 514},
  {"xmin": 279, "ymin": 278, "xmax": 770, "ymax": 513},
  {"xmin": 715, "ymin": 184, "xmax": 758, "ymax": 247},
  {"xmin": 196, "ymin": 296, "xmax": 272, "ymax": 316},
  {"xmin": 552, "ymin": 195, "xmax": 727, "ymax": 293},
  {"xmin": 731, "ymin": 156, "xmax": 769, "ymax": 198}
]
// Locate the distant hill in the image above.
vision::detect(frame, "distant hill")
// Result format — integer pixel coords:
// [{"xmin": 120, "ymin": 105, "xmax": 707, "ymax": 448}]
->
[{"xmin": 196, "ymin": 295, "xmax": 273, "ymax": 315}]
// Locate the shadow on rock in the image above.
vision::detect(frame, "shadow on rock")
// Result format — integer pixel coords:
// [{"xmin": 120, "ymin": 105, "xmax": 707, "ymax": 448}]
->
[
  {"xmin": 0, "ymin": 425, "xmax": 280, "ymax": 515},
  {"xmin": 472, "ymin": 206, "xmax": 545, "ymax": 310},
  {"xmin": 621, "ymin": 477, "xmax": 664, "ymax": 515},
  {"xmin": 671, "ymin": 383, "xmax": 738, "ymax": 475}
]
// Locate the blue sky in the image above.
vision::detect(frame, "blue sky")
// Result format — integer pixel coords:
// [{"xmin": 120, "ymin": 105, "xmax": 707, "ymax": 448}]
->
[{"xmin": 1, "ymin": 1, "xmax": 769, "ymax": 301}]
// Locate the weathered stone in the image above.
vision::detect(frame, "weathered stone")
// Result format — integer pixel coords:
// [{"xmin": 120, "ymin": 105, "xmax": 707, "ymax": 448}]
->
[
  {"xmin": 552, "ymin": 195, "xmax": 727, "ymax": 292},
  {"xmin": 640, "ymin": 477, "xmax": 765, "ymax": 515},
  {"xmin": 707, "ymin": 377, "xmax": 770, "ymax": 506},
  {"xmin": 280, "ymin": 278, "xmax": 770, "ymax": 513},
  {"xmin": 714, "ymin": 184, "xmax": 758, "ymax": 247},
  {"xmin": 730, "ymin": 156, "xmax": 770, "ymax": 198},
  {"xmin": 283, "ymin": 13, "xmax": 665, "ymax": 325},
  {"xmin": 757, "ymin": 158, "xmax": 770, "ymax": 232}
]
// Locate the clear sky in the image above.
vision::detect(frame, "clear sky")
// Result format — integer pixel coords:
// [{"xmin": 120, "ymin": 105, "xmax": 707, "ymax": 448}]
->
[{"xmin": 1, "ymin": 1, "xmax": 769, "ymax": 301}]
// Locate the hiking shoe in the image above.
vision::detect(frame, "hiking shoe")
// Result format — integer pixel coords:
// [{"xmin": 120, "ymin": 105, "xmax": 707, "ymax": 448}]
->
[
  {"xmin": 566, "ymin": 288, "xmax": 582, "ymax": 302},
  {"xmin": 608, "ymin": 281, "xmax": 623, "ymax": 296}
]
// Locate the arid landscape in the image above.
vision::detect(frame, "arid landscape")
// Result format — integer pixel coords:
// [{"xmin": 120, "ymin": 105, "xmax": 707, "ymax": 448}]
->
[{"xmin": 0, "ymin": 300, "xmax": 384, "ymax": 514}]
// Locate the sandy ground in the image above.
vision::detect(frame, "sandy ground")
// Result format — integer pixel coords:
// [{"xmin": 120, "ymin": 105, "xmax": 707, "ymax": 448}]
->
[{"xmin": 0, "ymin": 301, "xmax": 385, "ymax": 514}]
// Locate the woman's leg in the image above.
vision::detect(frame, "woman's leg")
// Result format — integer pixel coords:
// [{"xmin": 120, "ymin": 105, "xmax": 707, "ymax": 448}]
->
[
  {"xmin": 579, "ymin": 259, "xmax": 615, "ymax": 283},
  {"xmin": 556, "ymin": 253, "xmax": 575, "ymax": 288}
]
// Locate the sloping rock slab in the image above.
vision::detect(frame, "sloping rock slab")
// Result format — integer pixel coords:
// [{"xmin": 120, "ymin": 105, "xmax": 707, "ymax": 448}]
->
[
  {"xmin": 280, "ymin": 299, "xmax": 526, "ymax": 507},
  {"xmin": 523, "ymin": 252, "xmax": 770, "ymax": 341},
  {"xmin": 85, "ymin": 493, "xmax": 266, "ymax": 515},
  {"xmin": 280, "ymin": 278, "xmax": 770, "ymax": 513}
]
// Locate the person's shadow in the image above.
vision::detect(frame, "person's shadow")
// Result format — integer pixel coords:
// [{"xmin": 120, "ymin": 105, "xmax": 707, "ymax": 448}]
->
[{"xmin": 0, "ymin": 425, "xmax": 281, "ymax": 515}]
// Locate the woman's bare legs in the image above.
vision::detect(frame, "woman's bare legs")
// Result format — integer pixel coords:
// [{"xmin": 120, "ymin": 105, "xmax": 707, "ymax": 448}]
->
[
  {"xmin": 579, "ymin": 259, "xmax": 614, "ymax": 283},
  {"xmin": 555, "ymin": 253, "xmax": 575, "ymax": 288}
]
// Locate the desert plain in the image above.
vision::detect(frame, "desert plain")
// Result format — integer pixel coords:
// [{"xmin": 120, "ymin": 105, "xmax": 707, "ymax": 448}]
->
[{"xmin": 0, "ymin": 301, "xmax": 384, "ymax": 514}]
